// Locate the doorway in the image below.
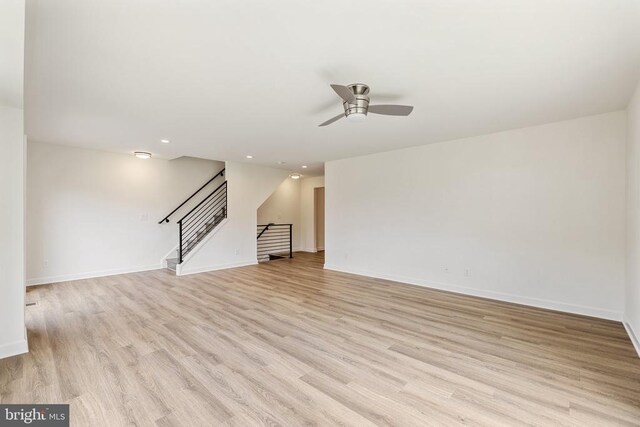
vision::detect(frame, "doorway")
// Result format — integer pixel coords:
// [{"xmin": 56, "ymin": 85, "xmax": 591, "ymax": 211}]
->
[{"xmin": 314, "ymin": 187, "xmax": 325, "ymax": 252}]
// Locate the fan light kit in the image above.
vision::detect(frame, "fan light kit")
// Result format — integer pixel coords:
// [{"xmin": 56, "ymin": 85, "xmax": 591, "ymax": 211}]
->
[
  {"xmin": 319, "ymin": 83, "xmax": 413, "ymax": 127},
  {"xmin": 347, "ymin": 112, "xmax": 367, "ymax": 122},
  {"xmin": 290, "ymin": 173, "xmax": 302, "ymax": 180},
  {"xmin": 134, "ymin": 151, "xmax": 152, "ymax": 159}
]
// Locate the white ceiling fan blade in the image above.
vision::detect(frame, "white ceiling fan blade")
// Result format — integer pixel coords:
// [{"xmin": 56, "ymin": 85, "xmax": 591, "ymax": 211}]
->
[
  {"xmin": 368, "ymin": 105, "xmax": 414, "ymax": 116},
  {"xmin": 330, "ymin": 84, "xmax": 356, "ymax": 104},
  {"xmin": 318, "ymin": 113, "xmax": 345, "ymax": 127}
]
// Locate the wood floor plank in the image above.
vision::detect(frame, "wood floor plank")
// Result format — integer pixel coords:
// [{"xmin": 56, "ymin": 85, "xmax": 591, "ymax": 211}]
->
[{"xmin": 1, "ymin": 252, "xmax": 639, "ymax": 426}]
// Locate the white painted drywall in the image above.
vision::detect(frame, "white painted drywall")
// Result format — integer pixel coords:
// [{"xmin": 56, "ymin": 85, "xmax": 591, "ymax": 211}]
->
[
  {"xmin": 626, "ymin": 80, "xmax": 640, "ymax": 355},
  {"xmin": 178, "ymin": 162, "xmax": 288, "ymax": 274},
  {"xmin": 326, "ymin": 112, "xmax": 626, "ymax": 320},
  {"xmin": 0, "ymin": 0, "xmax": 24, "ymax": 109},
  {"xmin": 0, "ymin": 0, "xmax": 26, "ymax": 359},
  {"xmin": 300, "ymin": 176, "xmax": 325, "ymax": 252},
  {"xmin": 0, "ymin": 107, "xmax": 27, "ymax": 359},
  {"xmin": 26, "ymin": 141, "xmax": 223, "ymax": 284},
  {"xmin": 257, "ymin": 178, "xmax": 301, "ymax": 250}
]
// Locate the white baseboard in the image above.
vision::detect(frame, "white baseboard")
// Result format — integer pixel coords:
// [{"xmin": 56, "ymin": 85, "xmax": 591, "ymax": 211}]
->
[
  {"xmin": 324, "ymin": 264, "xmax": 622, "ymax": 321},
  {"xmin": 299, "ymin": 247, "xmax": 318, "ymax": 253},
  {"xmin": 177, "ymin": 259, "xmax": 257, "ymax": 276},
  {"xmin": 623, "ymin": 316, "xmax": 640, "ymax": 358},
  {"xmin": 0, "ymin": 338, "xmax": 28, "ymax": 360},
  {"xmin": 26, "ymin": 264, "xmax": 161, "ymax": 286}
]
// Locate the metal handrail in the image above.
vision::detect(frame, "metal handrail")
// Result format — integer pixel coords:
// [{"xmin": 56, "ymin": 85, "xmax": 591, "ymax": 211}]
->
[
  {"xmin": 257, "ymin": 223, "xmax": 274, "ymax": 239},
  {"xmin": 177, "ymin": 181, "xmax": 228, "ymax": 263},
  {"xmin": 257, "ymin": 223, "xmax": 293, "ymax": 259},
  {"xmin": 158, "ymin": 168, "xmax": 225, "ymax": 224},
  {"xmin": 177, "ymin": 181, "xmax": 227, "ymax": 223}
]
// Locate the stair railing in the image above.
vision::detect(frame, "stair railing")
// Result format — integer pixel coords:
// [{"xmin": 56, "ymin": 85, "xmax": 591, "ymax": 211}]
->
[
  {"xmin": 158, "ymin": 168, "xmax": 225, "ymax": 224},
  {"xmin": 256, "ymin": 223, "xmax": 293, "ymax": 261},
  {"xmin": 177, "ymin": 181, "xmax": 227, "ymax": 263}
]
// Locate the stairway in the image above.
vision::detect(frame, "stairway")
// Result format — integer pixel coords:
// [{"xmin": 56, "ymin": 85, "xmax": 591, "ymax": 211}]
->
[
  {"xmin": 166, "ymin": 257, "xmax": 178, "ymax": 272},
  {"xmin": 181, "ymin": 212, "xmax": 226, "ymax": 256},
  {"xmin": 257, "ymin": 223, "xmax": 293, "ymax": 262},
  {"xmin": 158, "ymin": 168, "xmax": 228, "ymax": 274}
]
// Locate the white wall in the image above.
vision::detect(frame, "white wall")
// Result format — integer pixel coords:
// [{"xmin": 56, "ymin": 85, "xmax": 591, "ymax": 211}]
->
[
  {"xmin": 0, "ymin": 0, "xmax": 26, "ymax": 359},
  {"xmin": 626, "ymin": 80, "xmax": 640, "ymax": 355},
  {"xmin": 300, "ymin": 176, "xmax": 325, "ymax": 252},
  {"xmin": 326, "ymin": 112, "xmax": 626, "ymax": 320},
  {"xmin": 178, "ymin": 162, "xmax": 288, "ymax": 274},
  {"xmin": 0, "ymin": 107, "xmax": 27, "ymax": 359},
  {"xmin": 27, "ymin": 141, "xmax": 223, "ymax": 284},
  {"xmin": 0, "ymin": 0, "xmax": 24, "ymax": 109},
  {"xmin": 257, "ymin": 178, "xmax": 301, "ymax": 250}
]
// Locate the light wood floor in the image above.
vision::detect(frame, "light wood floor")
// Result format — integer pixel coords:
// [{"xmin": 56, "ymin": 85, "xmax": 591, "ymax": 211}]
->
[{"xmin": 1, "ymin": 252, "xmax": 639, "ymax": 426}]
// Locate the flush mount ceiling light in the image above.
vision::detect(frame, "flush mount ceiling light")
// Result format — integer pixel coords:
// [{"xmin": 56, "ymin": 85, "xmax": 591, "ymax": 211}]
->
[
  {"xmin": 134, "ymin": 151, "xmax": 152, "ymax": 159},
  {"xmin": 289, "ymin": 173, "xmax": 302, "ymax": 180},
  {"xmin": 318, "ymin": 83, "xmax": 413, "ymax": 127},
  {"xmin": 160, "ymin": 139, "xmax": 170, "ymax": 144},
  {"xmin": 301, "ymin": 165, "xmax": 308, "ymax": 169},
  {"xmin": 246, "ymin": 155, "xmax": 253, "ymax": 159}
]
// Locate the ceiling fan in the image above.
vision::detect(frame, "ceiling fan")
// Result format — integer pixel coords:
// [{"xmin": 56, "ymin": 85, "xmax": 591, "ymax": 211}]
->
[{"xmin": 318, "ymin": 83, "xmax": 413, "ymax": 127}]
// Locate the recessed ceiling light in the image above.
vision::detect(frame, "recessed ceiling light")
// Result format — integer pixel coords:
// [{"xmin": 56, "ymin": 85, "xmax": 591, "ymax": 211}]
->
[
  {"xmin": 289, "ymin": 173, "xmax": 302, "ymax": 180},
  {"xmin": 301, "ymin": 165, "xmax": 308, "ymax": 169},
  {"xmin": 246, "ymin": 155, "xmax": 253, "ymax": 159},
  {"xmin": 134, "ymin": 151, "xmax": 152, "ymax": 159},
  {"xmin": 160, "ymin": 139, "xmax": 170, "ymax": 144}
]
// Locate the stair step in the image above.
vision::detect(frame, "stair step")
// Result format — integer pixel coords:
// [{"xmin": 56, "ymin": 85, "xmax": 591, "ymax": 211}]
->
[
  {"xmin": 183, "ymin": 216, "xmax": 226, "ymax": 256},
  {"xmin": 166, "ymin": 258, "xmax": 178, "ymax": 271},
  {"xmin": 177, "ymin": 214, "xmax": 227, "ymax": 261}
]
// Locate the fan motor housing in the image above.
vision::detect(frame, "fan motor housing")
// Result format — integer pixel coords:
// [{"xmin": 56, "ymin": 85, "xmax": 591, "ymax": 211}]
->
[{"xmin": 343, "ymin": 83, "xmax": 370, "ymax": 117}]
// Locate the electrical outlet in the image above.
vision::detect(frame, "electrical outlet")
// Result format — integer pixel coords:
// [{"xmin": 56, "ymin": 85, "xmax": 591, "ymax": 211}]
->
[
  {"xmin": 464, "ymin": 269, "xmax": 470, "ymax": 277},
  {"xmin": 43, "ymin": 260, "xmax": 49, "ymax": 268},
  {"xmin": 235, "ymin": 249, "xmax": 240, "ymax": 255}
]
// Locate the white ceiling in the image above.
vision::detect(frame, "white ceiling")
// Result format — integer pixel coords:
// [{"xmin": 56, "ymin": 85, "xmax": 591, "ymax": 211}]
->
[{"xmin": 25, "ymin": 0, "xmax": 640, "ymax": 176}]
